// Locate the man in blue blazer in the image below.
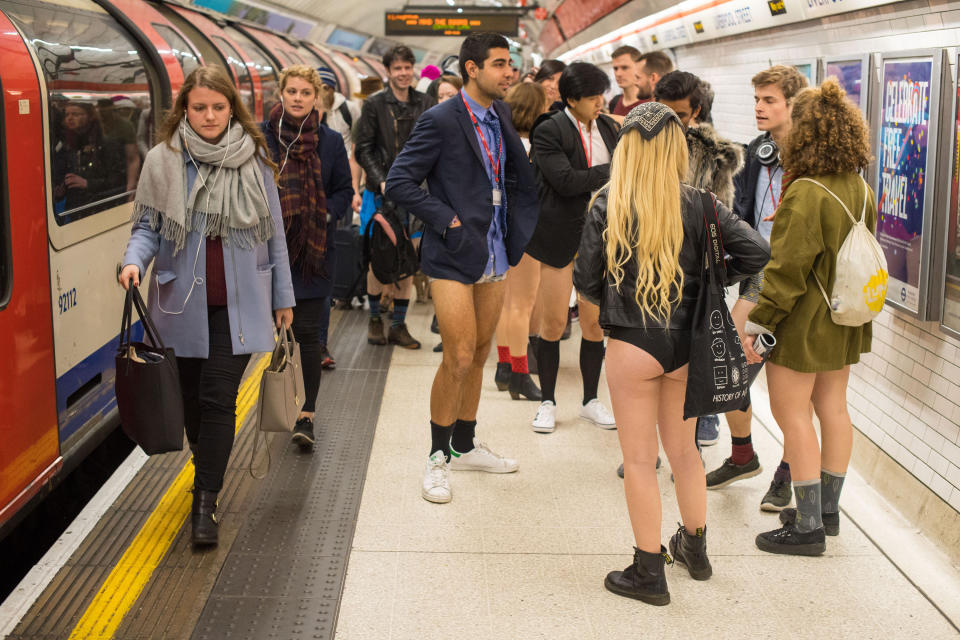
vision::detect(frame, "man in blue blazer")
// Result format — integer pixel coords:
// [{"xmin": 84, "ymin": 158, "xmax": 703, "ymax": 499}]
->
[{"xmin": 386, "ymin": 33, "xmax": 540, "ymax": 504}]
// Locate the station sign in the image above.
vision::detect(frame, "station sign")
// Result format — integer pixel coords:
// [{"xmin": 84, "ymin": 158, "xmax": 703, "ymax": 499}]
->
[{"xmin": 385, "ymin": 11, "xmax": 519, "ymax": 37}]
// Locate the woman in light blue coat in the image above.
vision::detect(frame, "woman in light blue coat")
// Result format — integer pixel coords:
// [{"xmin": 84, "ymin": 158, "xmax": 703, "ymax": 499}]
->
[{"xmin": 120, "ymin": 66, "xmax": 294, "ymax": 547}]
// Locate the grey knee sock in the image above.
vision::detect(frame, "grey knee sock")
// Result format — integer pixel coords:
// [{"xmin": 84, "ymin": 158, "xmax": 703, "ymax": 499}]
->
[
  {"xmin": 821, "ymin": 469, "xmax": 846, "ymax": 514},
  {"xmin": 793, "ymin": 479, "xmax": 823, "ymax": 533}
]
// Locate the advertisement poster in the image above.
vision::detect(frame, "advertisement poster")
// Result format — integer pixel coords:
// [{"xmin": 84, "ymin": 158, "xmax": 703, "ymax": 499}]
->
[
  {"xmin": 876, "ymin": 58, "xmax": 933, "ymax": 311},
  {"xmin": 943, "ymin": 70, "xmax": 960, "ymax": 334},
  {"xmin": 826, "ymin": 60, "xmax": 864, "ymax": 109}
]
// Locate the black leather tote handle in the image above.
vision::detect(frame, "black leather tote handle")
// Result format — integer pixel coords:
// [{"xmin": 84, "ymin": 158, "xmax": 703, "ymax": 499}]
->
[{"xmin": 129, "ymin": 285, "xmax": 166, "ymax": 350}]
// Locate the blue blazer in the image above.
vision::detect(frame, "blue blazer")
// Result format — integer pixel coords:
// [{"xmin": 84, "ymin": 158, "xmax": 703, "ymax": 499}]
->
[
  {"xmin": 384, "ymin": 96, "xmax": 539, "ymax": 284},
  {"xmin": 261, "ymin": 121, "xmax": 354, "ymax": 299}
]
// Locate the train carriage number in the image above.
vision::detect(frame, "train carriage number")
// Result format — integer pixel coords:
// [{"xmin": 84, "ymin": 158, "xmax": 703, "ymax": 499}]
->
[{"xmin": 58, "ymin": 288, "xmax": 77, "ymax": 314}]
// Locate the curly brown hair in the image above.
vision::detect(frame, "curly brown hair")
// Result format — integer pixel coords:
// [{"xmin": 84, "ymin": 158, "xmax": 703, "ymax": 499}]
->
[{"xmin": 782, "ymin": 77, "xmax": 872, "ymax": 178}]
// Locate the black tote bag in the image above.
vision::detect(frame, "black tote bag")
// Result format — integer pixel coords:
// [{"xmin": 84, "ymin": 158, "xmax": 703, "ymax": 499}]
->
[
  {"xmin": 683, "ymin": 191, "xmax": 752, "ymax": 420},
  {"xmin": 114, "ymin": 284, "xmax": 184, "ymax": 454}
]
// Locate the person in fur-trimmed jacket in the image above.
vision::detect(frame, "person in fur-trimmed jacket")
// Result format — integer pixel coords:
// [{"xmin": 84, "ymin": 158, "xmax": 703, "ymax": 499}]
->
[
  {"xmin": 654, "ymin": 71, "xmax": 744, "ymax": 206},
  {"xmin": 654, "ymin": 70, "xmax": 744, "ymax": 453}
]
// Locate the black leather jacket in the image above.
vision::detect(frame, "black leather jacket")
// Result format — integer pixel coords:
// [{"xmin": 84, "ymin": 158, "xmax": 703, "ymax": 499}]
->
[
  {"xmin": 573, "ymin": 185, "xmax": 770, "ymax": 330},
  {"xmin": 354, "ymin": 88, "xmax": 436, "ymax": 192}
]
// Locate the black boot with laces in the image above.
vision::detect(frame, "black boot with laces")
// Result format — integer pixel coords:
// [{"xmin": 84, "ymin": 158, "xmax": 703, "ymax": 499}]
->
[
  {"xmin": 604, "ymin": 545, "xmax": 672, "ymax": 605},
  {"xmin": 669, "ymin": 523, "xmax": 713, "ymax": 580}
]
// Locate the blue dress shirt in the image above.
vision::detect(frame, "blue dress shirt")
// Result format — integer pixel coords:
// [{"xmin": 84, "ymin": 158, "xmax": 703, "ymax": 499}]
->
[{"xmin": 460, "ymin": 90, "xmax": 508, "ymax": 278}]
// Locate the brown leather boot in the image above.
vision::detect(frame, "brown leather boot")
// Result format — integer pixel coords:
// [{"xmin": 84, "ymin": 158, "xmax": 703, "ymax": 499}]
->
[
  {"xmin": 367, "ymin": 317, "xmax": 387, "ymax": 345},
  {"xmin": 388, "ymin": 323, "xmax": 421, "ymax": 349}
]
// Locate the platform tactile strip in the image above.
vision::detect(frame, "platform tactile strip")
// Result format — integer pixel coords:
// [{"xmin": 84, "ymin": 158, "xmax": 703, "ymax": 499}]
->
[{"xmin": 190, "ymin": 309, "xmax": 391, "ymax": 640}]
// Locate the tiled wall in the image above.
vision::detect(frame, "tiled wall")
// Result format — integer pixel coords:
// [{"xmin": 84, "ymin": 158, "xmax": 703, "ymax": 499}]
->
[{"xmin": 670, "ymin": 0, "xmax": 960, "ymax": 512}]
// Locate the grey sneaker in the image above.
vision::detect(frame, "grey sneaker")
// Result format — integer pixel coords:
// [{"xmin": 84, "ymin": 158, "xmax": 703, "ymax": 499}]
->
[
  {"xmin": 706, "ymin": 454, "xmax": 762, "ymax": 489},
  {"xmin": 291, "ymin": 417, "xmax": 314, "ymax": 450},
  {"xmin": 760, "ymin": 478, "xmax": 793, "ymax": 512}
]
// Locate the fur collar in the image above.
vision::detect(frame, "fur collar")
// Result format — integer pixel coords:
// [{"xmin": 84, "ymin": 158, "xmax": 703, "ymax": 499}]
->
[{"xmin": 685, "ymin": 123, "xmax": 744, "ymax": 208}]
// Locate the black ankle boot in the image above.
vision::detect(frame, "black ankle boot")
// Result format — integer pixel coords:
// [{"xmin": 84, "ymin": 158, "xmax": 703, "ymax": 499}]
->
[
  {"xmin": 604, "ymin": 545, "xmax": 671, "ymax": 605},
  {"xmin": 669, "ymin": 523, "xmax": 713, "ymax": 580},
  {"xmin": 191, "ymin": 489, "xmax": 219, "ymax": 547},
  {"xmin": 494, "ymin": 362, "xmax": 512, "ymax": 391},
  {"xmin": 508, "ymin": 372, "xmax": 542, "ymax": 401}
]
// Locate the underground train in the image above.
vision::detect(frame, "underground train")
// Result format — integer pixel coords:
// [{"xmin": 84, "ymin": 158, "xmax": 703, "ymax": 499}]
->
[{"xmin": 0, "ymin": 0, "xmax": 385, "ymax": 539}]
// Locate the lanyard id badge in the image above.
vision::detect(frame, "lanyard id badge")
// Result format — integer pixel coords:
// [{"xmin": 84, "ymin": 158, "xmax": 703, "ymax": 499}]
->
[{"xmin": 492, "ymin": 188, "xmax": 502, "ymax": 206}]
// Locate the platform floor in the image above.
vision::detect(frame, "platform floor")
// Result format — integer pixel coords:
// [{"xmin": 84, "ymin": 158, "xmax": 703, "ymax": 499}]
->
[
  {"xmin": 336, "ymin": 303, "xmax": 960, "ymax": 640},
  {"xmin": 3, "ymin": 300, "xmax": 959, "ymax": 640}
]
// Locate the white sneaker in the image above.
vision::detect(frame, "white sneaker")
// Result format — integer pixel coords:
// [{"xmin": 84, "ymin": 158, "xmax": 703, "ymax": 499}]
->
[
  {"xmin": 421, "ymin": 451, "xmax": 451, "ymax": 503},
  {"xmin": 532, "ymin": 401, "xmax": 556, "ymax": 433},
  {"xmin": 450, "ymin": 439, "xmax": 518, "ymax": 473},
  {"xmin": 580, "ymin": 398, "xmax": 616, "ymax": 429}
]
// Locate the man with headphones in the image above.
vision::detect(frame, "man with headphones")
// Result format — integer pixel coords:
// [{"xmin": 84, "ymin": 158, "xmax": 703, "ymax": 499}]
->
[{"xmin": 705, "ymin": 65, "xmax": 808, "ymax": 512}]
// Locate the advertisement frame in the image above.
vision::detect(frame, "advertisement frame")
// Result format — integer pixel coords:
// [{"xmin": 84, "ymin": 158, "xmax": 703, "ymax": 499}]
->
[
  {"xmin": 822, "ymin": 54, "xmax": 870, "ymax": 113},
  {"xmin": 871, "ymin": 49, "xmax": 945, "ymax": 318},
  {"xmin": 788, "ymin": 57, "xmax": 820, "ymax": 86},
  {"xmin": 938, "ymin": 49, "xmax": 960, "ymax": 340}
]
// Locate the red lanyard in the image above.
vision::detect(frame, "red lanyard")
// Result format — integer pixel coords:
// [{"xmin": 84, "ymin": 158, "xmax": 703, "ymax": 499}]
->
[
  {"xmin": 461, "ymin": 91, "xmax": 502, "ymax": 183},
  {"xmin": 576, "ymin": 119, "xmax": 593, "ymax": 166},
  {"xmin": 766, "ymin": 166, "xmax": 779, "ymax": 211}
]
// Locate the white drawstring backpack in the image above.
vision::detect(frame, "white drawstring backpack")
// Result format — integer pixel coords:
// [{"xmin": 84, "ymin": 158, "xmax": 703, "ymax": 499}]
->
[{"xmin": 794, "ymin": 176, "xmax": 888, "ymax": 327}]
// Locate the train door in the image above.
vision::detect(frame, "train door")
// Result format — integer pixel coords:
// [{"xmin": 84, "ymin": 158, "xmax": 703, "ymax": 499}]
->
[
  {"xmin": 221, "ymin": 26, "xmax": 280, "ymax": 115},
  {"xmin": 0, "ymin": 8, "xmax": 60, "ymax": 533},
  {"xmin": 0, "ymin": 0, "xmax": 178, "ymax": 461}
]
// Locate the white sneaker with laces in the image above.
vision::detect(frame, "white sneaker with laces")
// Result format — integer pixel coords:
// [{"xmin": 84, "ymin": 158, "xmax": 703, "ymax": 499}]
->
[
  {"xmin": 580, "ymin": 398, "xmax": 616, "ymax": 429},
  {"xmin": 450, "ymin": 438, "xmax": 518, "ymax": 473},
  {"xmin": 532, "ymin": 400, "xmax": 556, "ymax": 433},
  {"xmin": 421, "ymin": 450, "xmax": 452, "ymax": 503}
]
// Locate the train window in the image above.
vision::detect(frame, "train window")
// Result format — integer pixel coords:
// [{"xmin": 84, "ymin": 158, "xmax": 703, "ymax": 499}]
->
[
  {"xmin": 153, "ymin": 23, "xmax": 201, "ymax": 78},
  {"xmin": 210, "ymin": 35, "xmax": 256, "ymax": 118},
  {"xmin": 0, "ymin": 0, "xmax": 153, "ymax": 225},
  {"xmin": 223, "ymin": 27, "xmax": 279, "ymax": 116},
  {"xmin": 296, "ymin": 46, "xmax": 324, "ymax": 70}
]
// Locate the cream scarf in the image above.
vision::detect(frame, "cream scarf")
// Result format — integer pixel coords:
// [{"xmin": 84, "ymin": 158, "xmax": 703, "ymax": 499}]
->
[{"xmin": 133, "ymin": 120, "xmax": 273, "ymax": 253}]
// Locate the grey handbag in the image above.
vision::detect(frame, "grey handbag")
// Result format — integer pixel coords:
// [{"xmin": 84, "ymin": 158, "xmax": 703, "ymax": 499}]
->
[{"xmin": 249, "ymin": 327, "xmax": 305, "ymax": 478}]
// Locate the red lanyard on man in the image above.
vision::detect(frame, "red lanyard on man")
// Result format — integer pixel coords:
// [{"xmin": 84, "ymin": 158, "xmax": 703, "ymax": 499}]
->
[
  {"xmin": 461, "ymin": 91, "xmax": 503, "ymax": 185},
  {"xmin": 576, "ymin": 119, "xmax": 593, "ymax": 167}
]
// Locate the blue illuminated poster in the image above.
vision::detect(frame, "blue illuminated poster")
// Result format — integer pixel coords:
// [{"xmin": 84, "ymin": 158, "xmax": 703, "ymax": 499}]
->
[
  {"xmin": 826, "ymin": 60, "xmax": 863, "ymax": 109},
  {"xmin": 877, "ymin": 58, "xmax": 932, "ymax": 311}
]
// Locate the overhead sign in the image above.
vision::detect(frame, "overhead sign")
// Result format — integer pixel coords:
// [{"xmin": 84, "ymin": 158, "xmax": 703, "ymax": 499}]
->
[{"xmin": 385, "ymin": 11, "xmax": 519, "ymax": 36}]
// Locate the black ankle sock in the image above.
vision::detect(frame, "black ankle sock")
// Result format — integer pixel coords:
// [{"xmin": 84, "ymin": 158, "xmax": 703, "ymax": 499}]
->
[
  {"xmin": 731, "ymin": 435, "xmax": 752, "ymax": 445},
  {"xmin": 538, "ymin": 339, "xmax": 560, "ymax": 403},
  {"xmin": 430, "ymin": 421, "xmax": 452, "ymax": 461},
  {"xmin": 579, "ymin": 338, "xmax": 605, "ymax": 404},
  {"xmin": 451, "ymin": 419, "xmax": 477, "ymax": 454}
]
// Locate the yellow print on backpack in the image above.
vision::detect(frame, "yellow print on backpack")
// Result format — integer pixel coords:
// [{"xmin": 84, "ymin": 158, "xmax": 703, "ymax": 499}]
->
[{"xmin": 864, "ymin": 269, "xmax": 889, "ymax": 313}]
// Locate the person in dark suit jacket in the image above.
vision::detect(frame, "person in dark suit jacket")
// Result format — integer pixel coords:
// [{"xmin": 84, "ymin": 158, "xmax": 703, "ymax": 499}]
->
[
  {"xmin": 386, "ymin": 33, "xmax": 539, "ymax": 505},
  {"xmin": 525, "ymin": 62, "xmax": 619, "ymax": 435}
]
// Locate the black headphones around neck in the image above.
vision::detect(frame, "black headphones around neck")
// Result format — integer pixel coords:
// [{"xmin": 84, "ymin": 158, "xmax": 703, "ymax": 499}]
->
[{"xmin": 756, "ymin": 136, "xmax": 779, "ymax": 166}]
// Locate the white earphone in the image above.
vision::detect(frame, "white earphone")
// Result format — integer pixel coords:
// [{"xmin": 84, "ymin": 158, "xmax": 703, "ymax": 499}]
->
[{"xmin": 277, "ymin": 95, "xmax": 313, "ymax": 178}]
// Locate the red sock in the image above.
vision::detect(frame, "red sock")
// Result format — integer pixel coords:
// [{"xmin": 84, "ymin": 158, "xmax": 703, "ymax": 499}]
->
[
  {"xmin": 497, "ymin": 346, "xmax": 511, "ymax": 364},
  {"xmin": 511, "ymin": 355, "xmax": 529, "ymax": 374},
  {"xmin": 730, "ymin": 435, "xmax": 755, "ymax": 465}
]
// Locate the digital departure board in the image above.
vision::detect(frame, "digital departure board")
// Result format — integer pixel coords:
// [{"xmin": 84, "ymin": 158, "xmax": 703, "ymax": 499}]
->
[{"xmin": 385, "ymin": 12, "xmax": 519, "ymax": 36}]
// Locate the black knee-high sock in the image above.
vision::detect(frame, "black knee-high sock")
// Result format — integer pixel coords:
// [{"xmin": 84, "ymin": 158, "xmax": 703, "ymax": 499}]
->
[
  {"xmin": 538, "ymin": 339, "xmax": 560, "ymax": 403},
  {"xmin": 579, "ymin": 338, "xmax": 604, "ymax": 405},
  {"xmin": 430, "ymin": 421, "xmax": 452, "ymax": 462},
  {"xmin": 451, "ymin": 419, "xmax": 477, "ymax": 454}
]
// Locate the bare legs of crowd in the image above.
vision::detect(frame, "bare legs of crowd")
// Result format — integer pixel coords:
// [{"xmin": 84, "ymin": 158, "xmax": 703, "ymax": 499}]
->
[
  {"xmin": 493, "ymin": 253, "xmax": 542, "ymax": 401},
  {"xmin": 366, "ymin": 268, "xmax": 420, "ymax": 349}
]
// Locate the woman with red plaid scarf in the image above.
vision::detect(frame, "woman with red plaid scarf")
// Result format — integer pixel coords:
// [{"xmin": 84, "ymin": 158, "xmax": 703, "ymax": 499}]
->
[{"xmin": 261, "ymin": 65, "xmax": 354, "ymax": 451}]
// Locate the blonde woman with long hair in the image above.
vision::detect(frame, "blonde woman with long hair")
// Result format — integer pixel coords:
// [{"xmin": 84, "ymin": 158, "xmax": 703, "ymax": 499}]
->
[{"xmin": 574, "ymin": 103, "xmax": 768, "ymax": 605}]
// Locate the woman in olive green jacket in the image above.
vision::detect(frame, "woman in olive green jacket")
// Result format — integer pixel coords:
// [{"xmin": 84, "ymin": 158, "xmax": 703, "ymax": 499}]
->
[{"xmin": 744, "ymin": 78, "xmax": 874, "ymax": 556}]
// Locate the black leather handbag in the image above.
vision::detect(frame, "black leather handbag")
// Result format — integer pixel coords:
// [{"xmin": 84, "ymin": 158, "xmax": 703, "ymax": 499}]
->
[
  {"xmin": 114, "ymin": 284, "xmax": 184, "ymax": 454},
  {"xmin": 683, "ymin": 191, "xmax": 752, "ymax": 420}
]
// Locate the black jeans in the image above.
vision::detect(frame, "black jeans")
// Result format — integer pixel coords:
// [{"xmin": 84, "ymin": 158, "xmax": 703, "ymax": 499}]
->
[
  {"xmin": 178, "ymin": 305, "xmax": 251, "ymax": 492},
  {"xmin": 291, "ymin": 296, "xmax": 326, "ymax": 413}
]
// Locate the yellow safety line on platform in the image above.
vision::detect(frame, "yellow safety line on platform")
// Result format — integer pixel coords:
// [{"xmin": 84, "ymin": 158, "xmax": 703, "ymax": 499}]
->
[{"xmin": 67, "ymin": 353, "xmax": 270, "ymax": 640}]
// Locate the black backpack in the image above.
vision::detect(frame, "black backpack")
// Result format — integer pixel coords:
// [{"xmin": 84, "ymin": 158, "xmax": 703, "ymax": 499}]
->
[{"xmin": 363, "ymin": 202, "xmax": 419, "ymax": 285}]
